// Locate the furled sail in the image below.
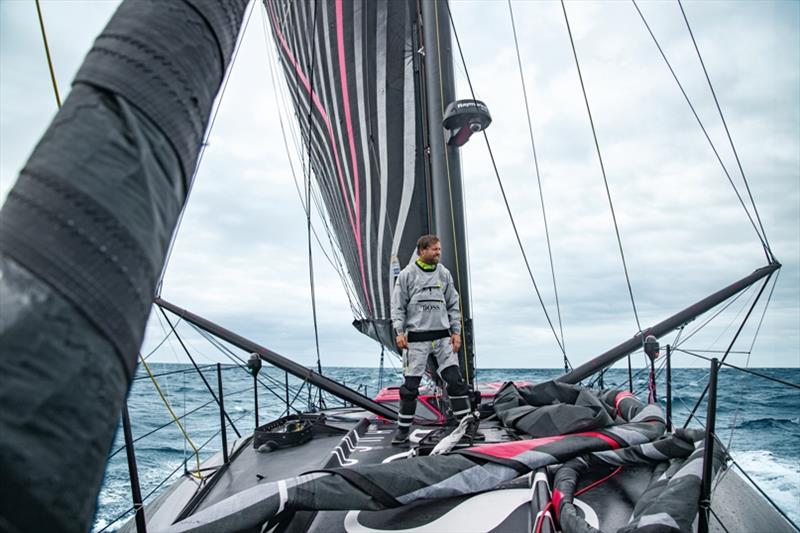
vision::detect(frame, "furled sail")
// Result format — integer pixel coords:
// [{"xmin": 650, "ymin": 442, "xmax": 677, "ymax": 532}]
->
[{"xmin": 266, "ymin": 0, "xmax": 430, "ymax": 351}]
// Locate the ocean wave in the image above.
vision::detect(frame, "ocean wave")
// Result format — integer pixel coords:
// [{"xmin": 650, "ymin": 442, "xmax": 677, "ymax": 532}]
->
[
  {"xmin": 732, "ymin": 450, "xmax": 800, "ymax": 524},
  {"xmin": 735, "ymin": 417, "xmax": 800, "ymax": 430}
]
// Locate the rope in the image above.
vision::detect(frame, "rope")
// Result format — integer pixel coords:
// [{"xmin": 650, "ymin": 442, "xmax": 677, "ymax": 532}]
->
[
  {"xmin": 561, "ymin": 0, "xmax": 641, "ymax": 390},
  {"xmin": 34, "ymin": 0, "xmax": 61, "ymax": 109},
  {"xmin": 187, "ymin": 323, "xmax": 305, "ymax": 413},
  {"xmin": 561, "ymin": 0, "xmax": 641, "ymax": 335},
  {"xmin": 507, "ymin": 0, "xmax": 569, "ymax": 371},
  {"xmin": 630, "ymin": 0, "xmax": 771, "ymax": 258},
  {"xmin": 445, "ymin": 1, "xmax": 567, "ymax": 360},
  {"xmin": 138, "ymin": 354, "xmax": 203, "ymax": 478},
  {"xmin": 159, "ymin": 309, "xmax": 242, "ymax": 438},
  {"xmin": 722, "ymin": 271, "xmax": 781, "ymax": 452},
  {"xmin": 262, "ymin": 9, "xmax": 363, "ymax": 318},
  {"xmin": 682, "ymin": 274, "xmax": 774, "ymax": 428},
  {"xmin": 674, "ymin": 351, "xmax": 798, "ymax": 391},
  {"xmin": 156, "ymin": 0, "xmax": 257, "ymax": 294},
  {"xmin": 674, "ymin": 285, "xmax": 751, "ymax": 349},
  {"xmin": 300, "ymin": 0, "xmax": 325, "ymax": 407},
  {"xmin": 677, "ymin": 0, "xmax": 772, "ymax": 261}
]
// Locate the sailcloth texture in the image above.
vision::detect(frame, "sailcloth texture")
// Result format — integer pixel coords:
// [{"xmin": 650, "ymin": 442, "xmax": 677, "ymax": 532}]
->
[
  {"xmin": 163, "ymin": 383, "xmax": 720, "ymax": 533},
  {"xmin": 267, "ymin": 0, "xmax": 430, "ymax": 351}
]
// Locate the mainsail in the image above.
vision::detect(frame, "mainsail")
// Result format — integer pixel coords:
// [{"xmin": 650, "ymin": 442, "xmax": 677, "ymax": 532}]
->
[{"xmin": 266, "ymin": 0, "xmax": 430, "ymax": 350}]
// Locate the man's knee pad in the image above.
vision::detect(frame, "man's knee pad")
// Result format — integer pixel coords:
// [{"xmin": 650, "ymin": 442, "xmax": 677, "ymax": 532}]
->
[
  {"xmin": 440, "ymin": 365, "xmax": 469, "ymax": 397},
  {"xmin": 399, "ymin": 376, "xmax": 422, "ymax": 402}
]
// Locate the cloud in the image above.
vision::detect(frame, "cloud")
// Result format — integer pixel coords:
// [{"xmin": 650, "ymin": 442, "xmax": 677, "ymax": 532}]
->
[{"xmin": 1, "ymin": 0, "xmax": 798, "ymax": 371}]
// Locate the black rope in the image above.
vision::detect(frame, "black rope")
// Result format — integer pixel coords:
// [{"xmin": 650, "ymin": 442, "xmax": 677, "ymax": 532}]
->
[
  {"xmin": 507, "ymin": 0, "xmax": 569, "ymax": 372},
  {"xmin": 708, "ymin": 506, "xmax": 732, "ymax": 533},
  {"xmin": 97, "ymin": 410, "xmax": 251, "ymax": 533},
  {"xmin": 677, "ymin": 0, "xmax": 772, "ymax": 261},
  {"xmin": 675, "ymin": 284, "xmax": 751, "ymax": 349},
  {"xmin": 682, "ymin": 274, "xmax": 773, "ymax": 428},
  {"xmin": 264, "ymin": 27, "xmax": 362, "ymax": 318},
  {"xmin": 140, "ymin": 318, "xmax": 182, "ymax": 361},
  {"xmin": 445, "ymin": 1, "xmax": 567, "ymax": 360},
  {"xmin": 187, "ymin": 323, "xmax": 305, "ymax": 413},
  {"xmin": 561, "ymin": 0, "xmax": 641, "ymax": 390},
  {"xmin": 158, "ymin": 309, "xmax": 242, "ymax": 437},
  {"xmin": 155, "ymin": 0, "xmax": 257, "ymax": 294},
  {"xmin": 673, "ymin": 351, "xmax": 798, "ymax": 391},
  {"xmin": 630, "ymin": 0, "xmax": 771, "ymax": 258},
  {"xmin": 108, "ymin": 385, "xmax": 253, "ymax": 460},
  {"xmin": 132, "ymin": 363, "xmax": 218, "ymax": 382}
]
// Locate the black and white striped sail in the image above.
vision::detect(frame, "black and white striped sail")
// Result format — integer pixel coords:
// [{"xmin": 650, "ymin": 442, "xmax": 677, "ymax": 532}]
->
[{"xmin": 266, "ymin": 0, "xmax": 429, "ymax": 350}]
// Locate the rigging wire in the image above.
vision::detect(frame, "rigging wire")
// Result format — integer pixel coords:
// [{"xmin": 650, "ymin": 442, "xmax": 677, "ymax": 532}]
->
[
  {"xmin": 681, "ymin": 273, "xmax": 774, "ymax": 428},
  {"xmin": 677, "ymin": 0, "xmax": 773, "ymax": 260},
  {"xmin": 262, "ymin": 3, "xmax": 366, "ymax": 319},
  {"xmin": 630, "ymin": 0, "xmax": 771, "ymax": 258},
  {"xmin": 507, "ymin": 0, "xmax": 569, "ymax": 372},
  {"xmin": 674, "ymin": 284, "xmax": 751, "ymax": 349},
  {"xmin": 675, "ymin": 350, "xmax": 798, "ymax": 391},
  {"xmin": 155, "ymin": 0, "xmax": 257, "ymax": 295},
  {"xmin": 34, "ymin": 0, "xmax": 61, "ymax": 109},
  {"xmin": 299, "ymin": 0, "xmax": 325, "ymax": 408},
  {"xmin": 444, "ymin": 1, "xmax": 567, "ymax": 361},
  {"xmin": 159, "ymin": 309, "xmax": 242, "ymax": 437},
  {"xmin": 560, "ymin": 0, "xmax": 640, "ymax": 390},
  {"xmin": 187, "ymin": 323, "xmax": 307, "ymax": 411},
  {"xmin": 137, "ymin": 354, "xmax": 203, "ymax": 478}
]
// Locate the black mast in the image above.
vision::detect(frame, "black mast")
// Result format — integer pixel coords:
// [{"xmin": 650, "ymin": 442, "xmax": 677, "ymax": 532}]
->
[
  {"xmin": 421, "ymin": 0, "xmax": 475, "ymax": 385},
  {"xmin": 558, "ymin": 262, "xmax": 780, "ymax": 384}
]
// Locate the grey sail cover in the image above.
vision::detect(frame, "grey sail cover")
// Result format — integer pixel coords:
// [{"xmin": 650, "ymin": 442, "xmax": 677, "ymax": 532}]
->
[{"xmin": 266, "ymin": 0, "xmax": 430, "ymax": 351}]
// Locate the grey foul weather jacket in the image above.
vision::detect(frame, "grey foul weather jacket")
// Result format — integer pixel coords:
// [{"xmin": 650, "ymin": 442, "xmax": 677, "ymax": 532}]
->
[{"xmin": 391, "ymin": 262, "xmax": 461, "ymax": 337}]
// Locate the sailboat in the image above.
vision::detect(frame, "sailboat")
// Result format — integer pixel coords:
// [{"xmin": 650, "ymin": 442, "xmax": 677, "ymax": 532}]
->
[{"xmin": 0, "ymin": 1, "xmax": 796, "ymax": 532}]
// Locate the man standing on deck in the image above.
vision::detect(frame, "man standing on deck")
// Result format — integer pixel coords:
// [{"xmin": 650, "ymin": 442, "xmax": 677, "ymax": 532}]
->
[{"xmin": 390, "ymin": 234, "xmax": 473, "ymax": 445}]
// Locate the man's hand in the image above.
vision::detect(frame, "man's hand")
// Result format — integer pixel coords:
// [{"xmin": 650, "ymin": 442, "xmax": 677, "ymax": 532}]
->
[
  {"xmin": 396, "ymin": 334, "xmax": 408, "ymax": 351},
  {"xmin": 451, "ymin": 333, "xmax": 461, "ymax": 353}
]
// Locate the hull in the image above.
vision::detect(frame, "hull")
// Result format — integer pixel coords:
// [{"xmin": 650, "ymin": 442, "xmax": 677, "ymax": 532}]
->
[{"xmin": 119, "ymin": 406, "xmax": 796, "ymax": 533}]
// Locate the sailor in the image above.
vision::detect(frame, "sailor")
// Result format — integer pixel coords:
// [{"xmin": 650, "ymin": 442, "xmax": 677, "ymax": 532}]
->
[{"xmin": 390, "ymin": 234, "xmax": 472, "ymax": 445}]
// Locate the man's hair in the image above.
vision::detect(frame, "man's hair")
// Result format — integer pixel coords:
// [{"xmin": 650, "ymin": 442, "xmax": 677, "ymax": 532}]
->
[{"xmin": 416, "ymin": 234, "xmax": 440, "ymax": 252}]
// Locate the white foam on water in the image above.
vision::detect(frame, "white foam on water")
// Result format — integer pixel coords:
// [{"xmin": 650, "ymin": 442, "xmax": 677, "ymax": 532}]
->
[{"xmin": 731, "ymin": 450, "xmax": 800, "ymax": 524}]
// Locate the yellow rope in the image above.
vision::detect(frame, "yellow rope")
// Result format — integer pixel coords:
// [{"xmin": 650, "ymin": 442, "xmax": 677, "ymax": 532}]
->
[
  {"xmin": 34, "ymin": 0, "xmax": 62, "ymax": 109},
  {"xmin": 138, "ymin": 354, "xmax": 204, "ymax": 479},
  {"xmin": 433, "ymin": 1, "xmax": 470, "ymax": 381}
]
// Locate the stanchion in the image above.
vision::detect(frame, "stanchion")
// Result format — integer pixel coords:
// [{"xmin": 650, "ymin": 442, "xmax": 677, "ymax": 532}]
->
[
  {"xmin": 698, "ymin": 357, "xmax": 719, "ymax": 533},
  {"xmin": 122, "ymin": 404, "xmax": 147, "ymax": 533}
]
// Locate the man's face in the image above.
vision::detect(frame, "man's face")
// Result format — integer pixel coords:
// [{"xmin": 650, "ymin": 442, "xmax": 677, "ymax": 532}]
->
[{"xmin": 419, "ymin": 242, "xmax": 441, "ymax": 264}]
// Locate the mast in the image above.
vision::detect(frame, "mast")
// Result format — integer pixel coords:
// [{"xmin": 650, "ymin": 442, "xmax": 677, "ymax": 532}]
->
[
  {"xmin": 558, "ymin": 262, "xmax": 780, "ymax": 384},
  {"xmin": 420, "ymin": 0, "xmax": 475, "ymax": 384}
]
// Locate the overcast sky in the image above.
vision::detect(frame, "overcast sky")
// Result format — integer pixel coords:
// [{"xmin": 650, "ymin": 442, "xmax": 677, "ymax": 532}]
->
[{"xmin": 1, "ymin": 0, "xmax": 798, "ymax": 372}]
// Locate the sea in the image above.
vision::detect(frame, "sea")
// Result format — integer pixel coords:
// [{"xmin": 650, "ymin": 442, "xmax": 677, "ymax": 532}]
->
[{"xmin": 93, "ymin": 365, "xmax": 800, "ymax": 531}]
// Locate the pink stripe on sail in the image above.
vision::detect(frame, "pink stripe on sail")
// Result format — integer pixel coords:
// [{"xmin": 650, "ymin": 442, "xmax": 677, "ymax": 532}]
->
[{"xmin": 335, "ymin": 0, "xmax": 371, "ymax": 314}]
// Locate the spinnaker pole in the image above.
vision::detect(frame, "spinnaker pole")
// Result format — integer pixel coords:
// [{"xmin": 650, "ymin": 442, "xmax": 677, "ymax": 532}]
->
[{"xmin": 558, "ymin": 262, "xmax": 780, "ymax": 384}]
